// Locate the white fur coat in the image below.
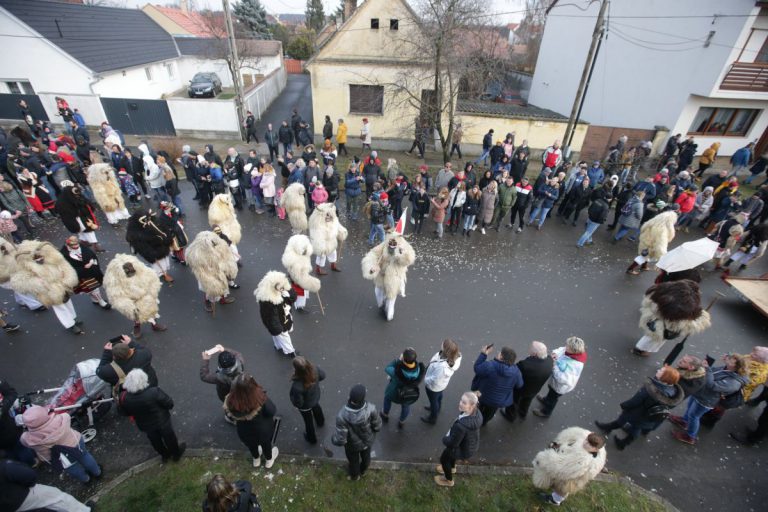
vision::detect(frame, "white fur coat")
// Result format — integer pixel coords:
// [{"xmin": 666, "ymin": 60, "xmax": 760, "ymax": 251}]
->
[
  {"xmin": 361, "ymin": 234, "xmax": 415, "ymax": 300},
  {"xmin": 87, "ymin": 163, "xmax": 128, "ymax": 215},
  {"xmin": 208, "ymin": 194, "xmax": 242, "ymax": 244},
  {"xmin": 638, "ymin": 295, "xmax": 711, "ymax": 342},
  {"xmin": 10, "ymin": 241, "xmax": 78, "ymax": 307},
  {"xmin": 282, "ymin": 183, "xmax": 308, "ymax": 234},
  {"xmin": 103, "ymin": 253, "xmax": 162, "ymax": 323},
  {"xmin": 0, "ymin": 239, "xmax": 16, "ymax": 285},
  {"xmin": 281, "ymin": 235, "xmax": 320, "ymax": 293},
  {"xmin": 638, "ymin": 211, "xmax": 677, "ymax": 260},
  {"xmin": 255, "ymin": 271, "xmax": 292, "ymax": 305},
  {"xmin": 186, "ymin": 231, "xmax": 238, "ymax": 298},
  {"xmin": 309, "ymin": 203, "xmax": 348, "ymax": 256},
  {"xmin": 532, "ymin": 427, "xmax": 607, "ymax": 496}
]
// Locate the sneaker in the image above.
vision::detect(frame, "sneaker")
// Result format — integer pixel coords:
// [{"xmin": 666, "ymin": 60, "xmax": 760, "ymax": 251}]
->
[
  {"xmin": 229, "ymin": 283, "xmax": 241, "ymax": 290},
  {"xmin": 379, "ymin": 411, "xmax": 389, "ymax": 423},
  {"xmin": 532, "ymin": 409, "xmax": 550, "ymax": 418},
  {"xmin": 253, "ymin": 446, "xmax": 263, "ymax": 467},
  {"xmin": 3, "ymin": 323, "xmax": 20, "ymax": 333},
  {"xmin": 516, "ymin": 227, "xmax": 522, "ymax": 233},
  {"xmin": 480, "ymin": 228, "xmax": 486, "ymax": 234},
  {"xmin": 538, "ymin": 493, "xmax": 560, "ymax": 506},
  {"xmin": 433, "ymin": 475, "xmax": 454, "ymax": 487},
  {"xmin": 68, "ymin": 325, "xmax": 84, "ymax": 335},
  {"xmin": 151, "ymin": 323, "xmax": 167, "ymax": 332},
  {"xmin": 264, "ymin": 447, "xmax": 279, "ymax": 469},
  {"xmin": 435, "ymin": 464, "xmax": 457, "ymax": 474}
]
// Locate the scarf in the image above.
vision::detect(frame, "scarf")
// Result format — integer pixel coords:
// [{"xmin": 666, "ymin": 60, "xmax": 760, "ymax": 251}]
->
[{"xmin": 565, "ymin": 351, "xmax": 587, "ymax": 363}]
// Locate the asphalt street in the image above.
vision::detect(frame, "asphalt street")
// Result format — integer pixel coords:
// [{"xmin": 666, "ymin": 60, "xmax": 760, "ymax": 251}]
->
[{"xmin": 1, "ymin": 75, "xmax": 766, "ymax": 511}]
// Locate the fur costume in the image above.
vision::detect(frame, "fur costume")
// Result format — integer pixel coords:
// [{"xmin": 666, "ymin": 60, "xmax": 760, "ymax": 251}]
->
[
  {"xmin": 0, "ymin": 239, "xmax": 15, "ymax": 285},
  {"xmin": 103, "ymin": 253, "xmax": 162, "ymax": 323},
  {"xmin": 282, "ymin": 183, "xmax": 308, "ymax": 234},
  {"xmin": 125, "ymin": 210, "xmax": 173, "ymax": 263},
  {"xmin": 532, "ymin": 427, "xmax": 607, "ymax": 497},
  {"xmin": 86, "ymin": 163, "xmax": 129, "ymax": 224},
  {"xmin": 635, "ymin": 280, "xmax": 711, "ymax": 353},
  {"xmin": 207, "ymin": 194, "xmax": 242, "ymax": 245},
  {"xmin": 186, "ymin": 231, "xmax": 238, "ymax": 299},
  {"xmin": 10, "ymin": 241, "xmax": 78, "ymax": 307},
  {"xmin": 282, "ymin": 235, "xmax": 321, "ymax": 293},
  {"xmin": 637, "ymin": 210, "xmax": 677, "ymax": 261},
  {"xmin": 361, "ymin": 233, "xmax": 416, "ymax": 321},
  {"xmin": 309, "ymin": 203, "xmax": 348, "ymax": 267},
  {"xmin": 255, "ymin": 271, "xmax": 298, "ymax": 355}
]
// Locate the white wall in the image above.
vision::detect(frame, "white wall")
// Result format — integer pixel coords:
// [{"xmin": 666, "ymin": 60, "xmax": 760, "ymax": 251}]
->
[
  {"xmin": 176, "ymin": 55, "xmax": 283, "ymax": 89},
  {"xmin": 37, "ymin": 92, "xmax": 106, "ymax": 127},
  {"xmin": 166, "ymin": 96, "xmax": 239, "ymax": 132},
  {"xmin": 243, "ymin": 66, "xmax": 287, "ymax": 121},
  {"xmin": 671, "ymin": 96, "xmax": 768, "ymax": 155},
  {"xmin": 93, "ymin": 60, "xmax": 183, "ymax": 100},
  {"xmin": 529, "ymin": 0, "xmax": 759, "ymax": 130}
]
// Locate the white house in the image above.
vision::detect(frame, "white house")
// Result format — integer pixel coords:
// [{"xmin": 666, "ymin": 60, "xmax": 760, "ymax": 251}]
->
[{"xmin": 529, "ymin": 0, "xmax": 768, "ymax": 158}]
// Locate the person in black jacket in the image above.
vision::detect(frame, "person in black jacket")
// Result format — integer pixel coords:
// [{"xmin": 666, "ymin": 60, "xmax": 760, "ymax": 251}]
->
[
  {"xmin": 607, "ymin": 183, "xmax": 633, "ymax": 230},
  {"xmin": 203, "ymin": 473, "xmax": 261, "ymax": 512},
  {"xmin": 332, "ymin": 384, "xmax": 382, "ymax": 481},
  {"xmin": 0, "ymin": 381, "xmax": 35, "ymax": 465},
  {"xmin": 200, "ymin": 345, "xmax": 245, "ymax": 423},
  {"xmin": 1, "ymin": 458, "xmax": 94, "ymax": 512},
  {"xmin": 54, "ymin": 185, "xmax": 105, "ymax": 253},
  {"xmin": 595, "ymin": 366, "xmax": 684, "ymax": 450},
  {"xmin": 224, "ymin": 375, "xmax": 279, "ymax": 469},
  {"xmin": 278, "ymin": 121, "xmax": 293, "ymax": 157},
  {"xmin": 245, "ymin": 111, "xmax": 258, "ymax": 144},
  {"xmin": 60, "ymin": 235, "xmax": 111, "ymax": 309},
  {"xmin": 502, "ymin": 341, "xmax": 553, "ymax": 421},
  {"xmin": 577, "ymin": 192, "xmax": 611, "ymax": 248},
  {"xmin": 289, "ymin": 357, "xmax": 326, "ymax": 444},
  {"xmin": 96, "ymin": 337, "xmax": 158, "ymax": 389},
  {"xmin": 411, "ymin": 185, "xmax": 430, "ymax": 234},
  {"xmin": 255, "ymin": 271, "xmax": 299, "ymax": 358},
  {"xmin": 561, "ymin": 177, "xmax": 591, "ymax": 226},
  {"xmin": 434, "ymin": 391, "xmax": 483, "ymax": 487},
  {"xmin": 118, "ymin": 369, "xmax": 186, "ymax": 462},
  {"xmin": 120, "ymin": 148, "xmax": 149, "ymax": 197},
  {"xmin": 264, "ymin": 123, "xmax": 279, "ymax": 162}
]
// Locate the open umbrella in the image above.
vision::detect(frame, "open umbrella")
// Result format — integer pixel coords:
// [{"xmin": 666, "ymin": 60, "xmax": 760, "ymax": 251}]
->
[{"xmin": 656, "ymin": 237, "xmax": 719, "ymax": 272}]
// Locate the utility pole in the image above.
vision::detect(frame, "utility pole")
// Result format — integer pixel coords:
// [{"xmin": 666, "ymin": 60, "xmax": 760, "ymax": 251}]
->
[
  {"xmin": 562, "ymin": 0, "xmax": 609, "ymax": 158},
  {"xmin": 222, "ymin": 0, "xmax": 246, "ymax": 141}
]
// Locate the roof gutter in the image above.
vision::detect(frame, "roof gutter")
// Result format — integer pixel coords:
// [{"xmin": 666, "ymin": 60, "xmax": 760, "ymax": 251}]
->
[{"xmin": 88, "ymin": 74, "xmax": 103, "ymax": 95}]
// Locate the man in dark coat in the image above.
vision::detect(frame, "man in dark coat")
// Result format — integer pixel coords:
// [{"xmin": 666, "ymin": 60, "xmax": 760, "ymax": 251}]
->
[
  {"xmin": 120, "ymin": 148, "xmax": 149, "ymax": 197},
  {"xmin": 245, "ymin": 111, "xmax": 258, "ymax": 143},
  {"xmin": 363, "ymin": 158, "xmax": 382, "ymax": 198},
  {"xmin": 96, "ymin": 336, "xmax": 158, "ymax": 389},
  {"xmin": 118, "ymin": 368, "xmax": 185, "ymax": 462},
  {"xmin": 471, "ymin": 345, "xmax": 523, "ymax": 426},
  {"xmin": 322, "ymin": 115, "xmax": 333, "ymax": 141},
  {"xmin": 331, "ymin": 384, "xmax": 382, "ymax": 481},
  {"xmin": 502, "ymin": 341, "xmax": 553, "ymax": 421},
  {"xmin": 264, "ymin": 123, "xmax": 279, "ymax": 162},
  {"xmin": 278, "ymin": 121, "xmax": 293, "ymax": 156}
]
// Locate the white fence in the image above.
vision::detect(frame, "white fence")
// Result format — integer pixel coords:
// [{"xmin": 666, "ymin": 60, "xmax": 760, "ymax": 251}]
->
[
  {"xmin": 166, "ymin": 96, "xmax": 239, "ymax": 133},
  {"xmin": 243, "ymin": 66, "xmax": 288, "ymax": 123},
  {"xmin": 37, "ymin": 92, "xmax": 107, "ymax": 128}
]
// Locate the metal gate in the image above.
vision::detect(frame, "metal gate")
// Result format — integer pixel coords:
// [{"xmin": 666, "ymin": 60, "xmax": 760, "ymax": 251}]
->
[
  {"xmin": 100, "ymin": 98, "xmax": 175, "ymax": 136},
  {"xmin": 0, "ymin": 93, "xmax": 49, "ymax": 122}
]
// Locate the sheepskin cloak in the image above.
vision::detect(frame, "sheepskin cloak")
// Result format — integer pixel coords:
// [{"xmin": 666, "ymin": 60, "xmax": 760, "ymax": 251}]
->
[
  {"xmin": 361, "ymin": 234, "xmax": 415, "ymax": 301},
  {"xmin": 282, "ymin": 183, "xmax": 307, "ymax": 234},
  {"xmin": 186, "ymin": 231, "xmax": 238, "ymax": 298},
  {"xmin": 532, "ymin": 427, "xmax": 607, "ymax": 496},
  {"xmin": 281, "ymin": 235, "xmax": 320, "ymax": 293},
  {"xmin": 309, "ymin": 203, "xmax": 348, "ymax": 257},
  {"xmin": 638, "ymin": 211, "xmax": 677, "ymax": 260},
  {"xmin": 254, "ymin": 271, "xmax": 296, "ymax": 336},
  {"xmin": 103, "ymin": 254, "xmax": 162, "ymax": 323},
  {"xmin": 125, "ymin": 212, "xmax": 173, "ymax": 263},
  {"xmin": 208, "ymin": 194, "xmax": 242, "ymax": 245},
  {"xmin": 86, "ymin": 163, "xmax": 129, "ymax": 217},
  {"xmin": 10, "ymin": 241, "xmax": 78, "ymax": 307}
]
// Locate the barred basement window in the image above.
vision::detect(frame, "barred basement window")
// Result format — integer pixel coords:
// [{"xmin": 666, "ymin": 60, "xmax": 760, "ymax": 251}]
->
[
  {"xmin": 349, "ymin": 84, "xmax": 384, "ymax": 114},
  {"xmin": 390, "ymin": 19, "xmax": 399, "ymax": 30},
  {"xmin": 371, "ymin": 18, "xmax": 379, "ymax": 29}
]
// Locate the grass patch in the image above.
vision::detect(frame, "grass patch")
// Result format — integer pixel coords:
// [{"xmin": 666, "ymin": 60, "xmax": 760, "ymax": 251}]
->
[
  {"xmin": 218, "ymin": 93, "xmax": 236, "ymax": 100},
  {"xmin": 96, "ymin": 456, "xmax": 668, "ymax": 512}
]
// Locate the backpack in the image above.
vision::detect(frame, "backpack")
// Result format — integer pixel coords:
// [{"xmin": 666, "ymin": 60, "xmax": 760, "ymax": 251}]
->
[{"xmin": 396, "ymin": 382, "xmax": 420, "ymax": 404}]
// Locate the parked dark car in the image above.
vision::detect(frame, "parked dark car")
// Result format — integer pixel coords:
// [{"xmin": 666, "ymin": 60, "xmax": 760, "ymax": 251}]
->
[{"xmin": 188, "ymin": 72, "xmax": 222, "ymax": 98}]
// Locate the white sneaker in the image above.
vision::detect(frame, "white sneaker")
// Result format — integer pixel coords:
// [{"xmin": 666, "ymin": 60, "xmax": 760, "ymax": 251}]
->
[
  {"xmin": 265, "ymin": 447, "xmax": 279, "ymax": 469},
  {"xmin": 480, "ymin": 228, "xmax": 486, "ymax": 234},
  {"xmin": 252, "ymin": 446, "xmax": 263, "ymax": 467}
]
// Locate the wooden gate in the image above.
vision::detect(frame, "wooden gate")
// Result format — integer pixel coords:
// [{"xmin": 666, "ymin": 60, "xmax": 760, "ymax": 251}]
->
[
  {"xmin": 0, "ymin": 93, "xmax": 49, "ymax": 122},
  {"xmin": 100, "ymin": 97, "xmax": 175, "ymax": 136},
  {"xmin": 284, "ymin": 59, "xmax": 304, "ymax": 74},
  {"xmin": 580, "ymin": 125, "xmax": 657, "ymax": 162}
]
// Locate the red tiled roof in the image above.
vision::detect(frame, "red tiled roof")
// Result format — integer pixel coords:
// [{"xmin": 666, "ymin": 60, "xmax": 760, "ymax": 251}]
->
[{"xmin": 153, "ymin": 5, "xmax": 225, "ymax": 38}]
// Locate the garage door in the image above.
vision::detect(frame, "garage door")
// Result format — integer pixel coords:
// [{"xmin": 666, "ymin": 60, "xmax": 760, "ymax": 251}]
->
[{"xmin": 101, "ymin": 98, "xmax": 176, "ymax": 136}]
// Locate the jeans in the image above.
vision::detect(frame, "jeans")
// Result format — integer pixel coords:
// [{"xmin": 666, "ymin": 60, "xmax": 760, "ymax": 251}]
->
[
  {"xmin": 475, "ymin": 148, "xmax": 491, "ymax": 166},
  {"xmin": 382, "ymin": 396, "xmax": 411, "ymax": 422},
  {"xmin": 449, "ymin": 207, "xmax": 462, "ymax": 227},
  {"xmin": 614, "ymin": 224, "xmax": 639, "ymax": 241},
  {"xmin": 450, "ymin": 143, "xmax": 462, "ymax": 159},
  {"xmin": 346, "ymin": 194, "xmax": 361, "ymax": 219},
  {"xmin": 369, "ymin": 223, "xmax": 385, "ymax": 245},
  {"xmin": 282, "ymin": 143, "xmax": 292, "ymax": 156},
  {"xmin": 729, "ymin": 164, "xmax": 748, "ymax": 178},
  {"xmin": 298, "ymin": 405, "xmax": 325, "ymax": 444},
  {"xmin": 344, "ymin": 444, "xmax": 371, "ymax": 478},
  {"xmin": 577, "ymin": 220, "xmax": 601, "ymax": 247},
  {"xmin": 63, "ymin": 438, "xmax": 101, "ymax": 483},
  {"xmin": 435, "ymin": 220, "xmax": 444, "ymax": 238},
  {"xmin": 528, "ymin": 205, "xmax": 552, "ymax": 227},
  {"xmin": 462, "ymin": 214, "xmax": 476, "ymax": 231},
  {"xmin": 683, "ymin": 397, "xmax": 712, "ymax": 439},
  {"xmin": 145, "ymin": 421, "xmax": 181, "ymax": 458},
  {"xmin": 338, "ymin": 143, "xmax": 348, "ymax": 156},
  {"xmin": 744, "ymin": 173, "xmax": 759, "ymax": 185},
  {"xmin": 425, "ymin": 388, "xmax": 443, "ymax": 421},
  {"xmin": 151, "ymin": 187, "xmax": 169, "ymax": 204},
  {"xmin": 171, "ymin": 194, "xmax": 183, "ymax": 214}
]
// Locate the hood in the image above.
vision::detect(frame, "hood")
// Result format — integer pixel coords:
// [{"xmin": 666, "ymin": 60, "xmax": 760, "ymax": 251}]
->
[
  {"xmin": 710, "ymin": 142, "xmax": 720, "ymax": 151},
  {"xmin": 645, "ymin": 378, "xmax": 684, "ymax": 406},
  {"xmin": 678, "ymin": 367, "xmax": 706, "ymax": 381},
  {"xmin": 206, "ymin": 144, "xmax": 214, "ymax": 153},
  {"xmin": 137, "ymin": 143, "xmax": 149, "ymax": 156},
  {"xmin": 341, "ymin": 403, "xmax": 369, "ymax": 424},
  {"xmin": 22, "ymin": 405, "xmax": 54, "ymax": 429},
  {"xmin": 458, "ymin": 408, "xmax": 483, "ymax": 431}
]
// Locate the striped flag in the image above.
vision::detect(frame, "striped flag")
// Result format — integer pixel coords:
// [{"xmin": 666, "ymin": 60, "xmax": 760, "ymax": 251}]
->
[{"xmin": 394, "ymin": 207, "xmax": 408, "ymax": 235}]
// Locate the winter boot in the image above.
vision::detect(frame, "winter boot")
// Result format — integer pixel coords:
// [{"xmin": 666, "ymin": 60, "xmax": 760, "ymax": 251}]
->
[
  {"xmin": 204, "ymin": 298, "xmax": 213, "ymax": 313},
  {"xmin": 133, "ymin": 322, "xmax": 142, "ymax": 339},
  {"xmin": 315, "ymin": 265, "xmax": 327, "ymax": 276},
  {"xmin": 331, "ymin": 262, "xmax": 341, "ymax": 272}
]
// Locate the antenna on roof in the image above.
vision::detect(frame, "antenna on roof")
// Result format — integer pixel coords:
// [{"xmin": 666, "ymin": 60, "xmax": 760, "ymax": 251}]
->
[{"xmin": 54, "ymin": 19, "xmax": 63, "ymax": 38}]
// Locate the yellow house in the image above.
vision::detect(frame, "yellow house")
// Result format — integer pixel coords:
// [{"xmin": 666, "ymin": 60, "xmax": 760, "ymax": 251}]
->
[{"xmin": 308, "ymin": 0, "xmax": 588, "ymax": 155}]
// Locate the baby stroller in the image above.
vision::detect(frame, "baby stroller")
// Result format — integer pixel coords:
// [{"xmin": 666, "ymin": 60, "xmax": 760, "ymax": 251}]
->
[{"xmin": 15, "ymin": 358, "xmax": 113, "ymax": 442}]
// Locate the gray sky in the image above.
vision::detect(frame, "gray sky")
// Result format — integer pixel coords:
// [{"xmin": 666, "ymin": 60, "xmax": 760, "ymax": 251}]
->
[{"xmin": 121, "ymin": 0, "xmax": 526, "ymax": 22}]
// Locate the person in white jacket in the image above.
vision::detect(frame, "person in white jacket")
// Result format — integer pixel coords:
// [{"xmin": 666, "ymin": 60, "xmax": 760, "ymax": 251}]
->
[
  {"xmin": 533, "ymin": 336, "xmax": 586, "ymax": 418},
  {"xmin": 421, "ymin": 339, "xmax": 462, "ymax": 424},
  {"xmin": 138, "ymin": 143, "xmax": 168, "ymax": 204}
]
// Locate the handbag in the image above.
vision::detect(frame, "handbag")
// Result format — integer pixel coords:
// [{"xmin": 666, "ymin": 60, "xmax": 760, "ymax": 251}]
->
[{"xmin": 396, "ymin": 383, "xmax": 420, "ymax": 404}]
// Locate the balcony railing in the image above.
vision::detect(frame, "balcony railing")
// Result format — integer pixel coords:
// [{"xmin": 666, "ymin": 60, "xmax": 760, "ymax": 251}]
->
[{"xmin": 720, "ymin": 62, "xmax": 768, "ymax": 92}]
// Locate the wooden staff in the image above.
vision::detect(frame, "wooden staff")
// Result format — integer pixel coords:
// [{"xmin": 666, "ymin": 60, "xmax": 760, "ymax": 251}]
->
[
  {"xmin": 663, "ymin": 292, "xmax": 724, "ymax": 366},
  {"xmin": 315, "ymin": 290, "xmax": 326, "ymax": 316}
]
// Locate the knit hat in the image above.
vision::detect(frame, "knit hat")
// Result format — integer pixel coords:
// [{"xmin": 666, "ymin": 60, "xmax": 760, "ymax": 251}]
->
[
  {"xmin": 182, "ymin": 144, "xmax": 191, "ymax": 153},
  {"xmin": 348, "ymin": 384, "xmax": 366, "ymax": 409},
  {"xmin": 0, "ymin": 210, "xmax": 11, "ymax": 220},
  {"xmin": 379, "ymin": 192, "xmax": 388, "ymax": 201},
  {"xmin": 419, "ymin": 164, "xmax": 428, "ymax": 171},
  {"xmin": 218, "ymin": 350, "xmax": 236, "ymax": 369}
]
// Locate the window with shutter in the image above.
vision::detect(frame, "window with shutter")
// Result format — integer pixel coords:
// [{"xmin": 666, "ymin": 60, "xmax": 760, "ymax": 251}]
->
[{"xmin": 349, "ymin": 84, "xmax": 384, "ymax": 114}]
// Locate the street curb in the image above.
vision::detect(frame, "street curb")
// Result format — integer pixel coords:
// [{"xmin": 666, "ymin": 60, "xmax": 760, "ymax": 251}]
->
[{"xmin": 88, "ymin": 448, "xmax": 680, "ymax": 511}]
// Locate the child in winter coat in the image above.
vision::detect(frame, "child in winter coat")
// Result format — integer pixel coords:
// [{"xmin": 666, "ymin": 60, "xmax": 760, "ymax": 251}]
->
[
  {"xmin": 117, "ymin": 169, "xmax": 142, "ymax": 208},
  {"xmin": 430, "ymin": 187, "xmax": 450, "ymax": 238},
  {"xmin": 310, "ymin": 182, "xmax": 328, "ymax": 206},
  {"xmin": 0, "ymin": 210, "xmax": 22, "ymax": 243}
]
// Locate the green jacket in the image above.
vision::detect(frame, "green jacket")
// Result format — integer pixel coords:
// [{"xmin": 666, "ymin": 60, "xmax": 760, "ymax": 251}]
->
[{"xmin": 496, "ymin": 183, "xmax": 518, "ymax": 209}]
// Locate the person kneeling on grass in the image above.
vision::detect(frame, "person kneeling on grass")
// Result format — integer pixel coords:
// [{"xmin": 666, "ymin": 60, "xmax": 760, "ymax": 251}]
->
[
  {"xmin": 202, "ymin": 473, "xmax": 261, "ymax": 512},
  {"xmin": 434, "ymin": 391, "xmax": 483, "ymax": 488}
]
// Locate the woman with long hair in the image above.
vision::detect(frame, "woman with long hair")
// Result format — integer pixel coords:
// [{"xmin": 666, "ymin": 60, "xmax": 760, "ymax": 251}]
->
[
  {"xmin": 203, "ymin": 474, "xmax": 261, "ymax": 512},
  {"xmin": 462, "ymin": 186, "xmax": 482, "ymax": 237},
  {"xmin": 289, "ymin": 356, "xmax": 326, "ymax": 444},
  {"xmin": 421, "ymin": 339, "xmax": 462, "ymax": 424},
  {"xmin": 224, "ymin": 375, "xmax": 278, "ymax": 469},
  {"xmin": 434, "ymin": 391, "xmax": 482, "ymax": 487},
  {"xmin": 447, "ymin": 182, "xmax": 466, "ymax": 235}
]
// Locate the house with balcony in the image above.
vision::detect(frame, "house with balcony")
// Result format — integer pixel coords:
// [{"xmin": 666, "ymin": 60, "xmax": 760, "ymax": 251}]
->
[{"xmin": 529, "ymin": 0, "xmax": 768, "ymax": 159}]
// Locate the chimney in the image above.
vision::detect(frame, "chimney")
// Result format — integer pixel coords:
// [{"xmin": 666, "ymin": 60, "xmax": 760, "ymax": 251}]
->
[
  {"xmin": 343, "ymin": 0, "xmax": 357, "ymax": 22},
  {"xmin": 179, "ymin": 0, "xmax": 189, "ymax": 13}
]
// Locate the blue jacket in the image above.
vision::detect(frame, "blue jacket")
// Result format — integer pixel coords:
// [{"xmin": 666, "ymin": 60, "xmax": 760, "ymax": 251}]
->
[
  {"xmin": 537, "ymin": 184, "xmax": 559, "ymax": 209},
  {"xmin": 633, "ymin": 181, "xmax": 656, "ymax": 201},
  {"xmin": 587, "ymin": 166, "xmax": 604, "ymax": 186},
  {"xmin": 470, "ymin": 353, "xmax": 523, "ymax": 408},
  {"xmin": 345, "ymin": 171, "xmax": 362, "ymax": 197},
  {"xmin": 288, "ymin": 168, "xmax": 304, "ymax": 185},
  {"xmin": 73, "ymin": 112, "xmax": 86, "ymax": 127},
  {"xmin": 730, "ymin": 146, "xmax": 751, "ymax": 167}
]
